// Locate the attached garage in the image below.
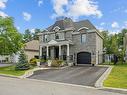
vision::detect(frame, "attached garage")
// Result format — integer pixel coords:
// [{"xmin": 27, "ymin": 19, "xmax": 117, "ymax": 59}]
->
[{"xmin": 77, "ymin": 52, "xmax": 91, "ymax": 64}]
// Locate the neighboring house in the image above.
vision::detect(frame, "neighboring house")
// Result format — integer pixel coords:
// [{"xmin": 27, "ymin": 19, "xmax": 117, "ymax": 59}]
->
[
  {"xmin": 38, "ymin": 18, "xmax": 103, "ymax": 65},
  {"xmin": 24, "ymin": 40, "xmax": 39, "ymax": 61},
  {"xmin": 0, "ymin": 55, "xmax": 10, "ymax": 63},
  {"xmin": 0, "ymin": 53, "xmax": 19, "ymax": 63}
]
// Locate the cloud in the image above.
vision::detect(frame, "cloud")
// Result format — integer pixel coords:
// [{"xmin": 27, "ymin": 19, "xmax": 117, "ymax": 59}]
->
[
  {"xmin": 52, "ymin": 0, "xmax": 102, "ymax": 20},
  {"xmin": 122, "ymin": 21, "xmax": 127, "ymax": 29},
  {"xmin": 96, "ymin": 26, "xmax": 104, "ymax": 32},
  {"xmin": 16, "ymin": 26, "xmax": 20, "ymax": 30},
  {"xmin": 0, "ymin": 11, "xmax": 8, "ymax": 17},
  {"xmin": 0, "ymin": 0, "xmax": 8, "ymax": 9},
  {"xmin": 30, "ymin": 29, "xmax": 35, "ymax": 33},
  {"xmin": 125, "ymin": 9, "xmax": 127, "ymax": 13},
  {"xmin": 100, "ymin": 22, "xmax": 105, "ymax": 26},
  {"xmin": 109, "ymin": 30, "xmax": 120, "ymax": 35},
  {"xmin": 22, "ymin": 12, "xmax": 32, "ymax": 21},
  {"xmin": 111, "ymin": 22, "xmax": 119, "ymax": 28},
  {"xmin": 38, "ymin": 0, "xmax": 43, "ymax": 7}
]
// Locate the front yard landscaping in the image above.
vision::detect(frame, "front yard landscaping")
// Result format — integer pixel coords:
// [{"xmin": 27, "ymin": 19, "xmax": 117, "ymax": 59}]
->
[
  {"xmin": 0, "ymin": 65, "xmax": 29, "ymax": 76},
  {"xmin": 103, "ymin": 62, "xmax": 127, "ymax": 89}
]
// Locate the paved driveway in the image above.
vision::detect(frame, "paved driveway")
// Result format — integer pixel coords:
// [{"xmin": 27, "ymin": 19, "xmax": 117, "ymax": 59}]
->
[{"xmin": 29, "ymin": 66, "xmax": 108, "ymax": 87}]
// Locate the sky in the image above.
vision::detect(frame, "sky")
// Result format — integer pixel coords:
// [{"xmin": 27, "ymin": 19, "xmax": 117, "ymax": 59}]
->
[{"xmin": 0, "ymin": 0, "xmax": 127, "ymax": 34}]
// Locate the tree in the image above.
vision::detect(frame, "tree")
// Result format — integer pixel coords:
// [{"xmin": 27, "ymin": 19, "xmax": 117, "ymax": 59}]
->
[
  {"xmin": 0, "ymin": 17, "xmax": 22, "ymax": 55},
  {"xmin": 15, "ymin": 50, "xmax": 30, "ymax": 70},
  {"xmin": 102, "ymin": 29, "xmax": 127, "ymax": 62},
  {"xmin": 32, "ymin": 28, "xmax": 41, "ymax": 40},
  {"xmin": 23, "ymin": 29, "xmax": 32, "ymax": 42},
  {"xmin": 23, "ymin": 28, "xmax": 41, "ymax": 42}
]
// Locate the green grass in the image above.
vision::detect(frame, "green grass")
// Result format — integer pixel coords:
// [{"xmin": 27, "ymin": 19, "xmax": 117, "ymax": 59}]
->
[
  {"xmin": 0, "ymin": 65, "xmax": 28, "ymax": 76},
  {"xmin": 103, "ymin": 63, "xmax": 127, "ymax": 89}
]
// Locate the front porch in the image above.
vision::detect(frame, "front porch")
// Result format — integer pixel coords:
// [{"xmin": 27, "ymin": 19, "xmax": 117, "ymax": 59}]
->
[{"xmin": 39, "ymin": 40, "xmax": 74, "ymax": 64}]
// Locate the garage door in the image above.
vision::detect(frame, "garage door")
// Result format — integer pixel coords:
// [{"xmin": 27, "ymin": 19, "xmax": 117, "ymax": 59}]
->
[{"xmin": 77, "ymin": 52, "xmax": 91, "ymax": 64}]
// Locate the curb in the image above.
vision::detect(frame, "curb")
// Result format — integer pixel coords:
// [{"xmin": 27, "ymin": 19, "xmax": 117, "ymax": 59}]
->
[
  {"xmin": 0, "ymin": 73, "xmax": 19, "ymax": 78},
  {"xmin": 95, "ymin": 65, "xmax": 127, "ymax": 92},
  {"xmin": 19, "ymin": 67, "xmax": 49, "ymax": 78},
  {"xmin": 20, "ymin": 66, "xmax": 70, "ymax": 78},
  {"xmin": 103, "ymin": 87, "xmax": 127, "ymax": 92},
  {"xmin": 95, "ymin": 65, "xmax": 113, "ymax": 88},
  {"xmin": 0, "ymin": 66, "xmax": 70, "ymax": 79}
]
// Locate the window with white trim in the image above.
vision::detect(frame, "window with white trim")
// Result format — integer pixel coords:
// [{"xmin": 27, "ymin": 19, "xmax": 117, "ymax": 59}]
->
[
  {"xmin": 44, "ymin": 34, "xmax": 50, "ymax": 42},
  {"xmin": 81, "ymin": 34, "xmax": 86, "ymax": 43},
  {"xmin": 55, "ymin": 32, "xmax": 64, "ymax": 40}
]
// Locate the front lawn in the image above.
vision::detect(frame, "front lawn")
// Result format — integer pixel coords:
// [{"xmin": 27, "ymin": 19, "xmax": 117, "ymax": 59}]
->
[
  {"xmin": 0, "ymin": 65, "xmax": 28, "ymax": 76},
  {"xmin": 104, "ymin": 63, "xmax": 127, "ymax": 89}
]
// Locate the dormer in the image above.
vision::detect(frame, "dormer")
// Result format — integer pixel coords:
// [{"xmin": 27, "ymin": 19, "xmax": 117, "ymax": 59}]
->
[{"xmin": 53, "ymin": 26, "xmax": 60, "ymax": 32}]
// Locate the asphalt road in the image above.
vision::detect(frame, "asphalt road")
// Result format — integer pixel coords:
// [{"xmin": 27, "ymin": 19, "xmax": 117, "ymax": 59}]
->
[
  {"xmin": 0, "ymin": 76, "xmax": 126, "ymax": 95},
  {"xmin": 0, "ymin": 63, "xmax": 12, "ymax": 67},
  {"xmin": 29, "ymin": 66, "xmax": 108, "ymax": 86}
]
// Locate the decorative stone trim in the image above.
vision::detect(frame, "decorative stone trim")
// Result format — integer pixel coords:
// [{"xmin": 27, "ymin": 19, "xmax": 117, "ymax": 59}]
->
[{"xmin": 95, "ymin": 65, "xmax": 113, "ymax": 88}]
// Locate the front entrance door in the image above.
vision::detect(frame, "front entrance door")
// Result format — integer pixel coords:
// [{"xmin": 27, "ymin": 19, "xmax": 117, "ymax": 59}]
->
[{"xmin": 54, "ymin": 47, "xmax": 59, "ymax": 59}]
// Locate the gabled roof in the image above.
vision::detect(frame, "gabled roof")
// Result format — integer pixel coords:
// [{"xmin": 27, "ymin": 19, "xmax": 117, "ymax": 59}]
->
[{"xmin": 24, "ymin": 40, "xmax": 39, "ymax": 51}]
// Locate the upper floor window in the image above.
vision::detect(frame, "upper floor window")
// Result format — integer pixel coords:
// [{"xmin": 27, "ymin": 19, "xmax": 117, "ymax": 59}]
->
[
  {"xmin": 44, "ymin": 34, "xmax": 50, "ymax": 42},
  {"xmin": 50, "ymin": 33, "xmax": 55, "ymax": 40},
  {"xmin": 55, "ymin": 32, "xmax": 64, "ymax": 40},
  {"xmin": 81, "ymin": 34, "xmax": 86, "ymax": 43}
]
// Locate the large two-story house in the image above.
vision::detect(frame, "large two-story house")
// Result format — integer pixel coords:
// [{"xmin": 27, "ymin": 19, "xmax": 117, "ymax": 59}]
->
[{"xmin": 38, "ymin": 18, "xmax": 103, "ymax": 65}]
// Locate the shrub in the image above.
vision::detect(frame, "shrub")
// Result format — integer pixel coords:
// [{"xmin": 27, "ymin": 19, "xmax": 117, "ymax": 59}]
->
[
  {"xmin": 51, "ymin": 59, "xmax": 63, "ymax": 67},
  {"xmin": 29, "ymin": 58, "xmax": 37, "ymax": 66},
  {"xmin": 15, "ymin": 63, "xmax": 30, "ymax": 70}
]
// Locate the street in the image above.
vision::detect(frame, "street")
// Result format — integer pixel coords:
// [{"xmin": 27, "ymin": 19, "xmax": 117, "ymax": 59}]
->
[{"xmin": 0, "ymin": 76, "xmax": 126, "ymax": 95}]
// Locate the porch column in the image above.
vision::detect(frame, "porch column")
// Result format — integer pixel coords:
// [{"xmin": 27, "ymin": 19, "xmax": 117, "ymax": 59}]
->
[
  {"xmin": 46, "ymin": 46, "xmax": 49, "ymax": 59},
  {"xmin": 67, "ymin": 44, "xmax": 70, "ymax": 62},
  {"xmin": 59, "ymin": 45, "xmax": 61, "ymax": 60},
  {"xmin": 39, "ymin": 46, "xmax": 42, "ymax": 59}
]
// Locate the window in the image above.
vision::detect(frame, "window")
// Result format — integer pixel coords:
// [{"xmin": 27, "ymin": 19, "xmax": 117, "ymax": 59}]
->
[
  {"xmin": 50, "ymin": 33, "xmax": 55, "ymax": 40},
  {"xmin": 55, "ymin": 32, "xmax": 64, "ymax": 40},
  {"xmin": 44, "ymin": 34, "xmax": 50, "ymax": 42},
  {"xmin": 81, "ymin": 34, "xmax": 86, "ymax": 43}
]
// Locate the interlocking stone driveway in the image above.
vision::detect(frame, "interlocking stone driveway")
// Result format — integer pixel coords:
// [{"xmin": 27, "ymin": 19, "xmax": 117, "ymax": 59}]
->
[{"xmin": 29, "ymin": 66, "xmax": 108, "ymax": 87}]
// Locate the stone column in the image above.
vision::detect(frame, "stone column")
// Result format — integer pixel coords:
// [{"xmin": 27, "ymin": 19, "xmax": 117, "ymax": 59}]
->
[
  {"xmin": 39, "ymin": 46, "xmax": 42, "ymax": 59},
  {"xmin": 67, "ymin": 44, "xmax": 70, "ymax": 63},
  {"xmin": 59, "ymin": 45, "xmax": 61, "ymax": 60},
  {"xmin": 46, "ymin": 46, "xmax": 49, "ymax": 59},
  {"xmin": 96, "ymin": 51, "xmax": 98, "ymax": 64}
]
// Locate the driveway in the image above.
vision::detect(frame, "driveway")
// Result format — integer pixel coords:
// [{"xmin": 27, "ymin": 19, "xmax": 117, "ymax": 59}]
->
[{"xmin": 29, "ymin": 66, "xmax": 108, "ymax": 87}]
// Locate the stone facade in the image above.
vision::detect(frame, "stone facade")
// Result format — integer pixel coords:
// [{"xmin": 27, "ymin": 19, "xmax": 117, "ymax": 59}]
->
[{"xmin": 39, "ymin": 18, "xmax": 103, "ymax": 65}]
